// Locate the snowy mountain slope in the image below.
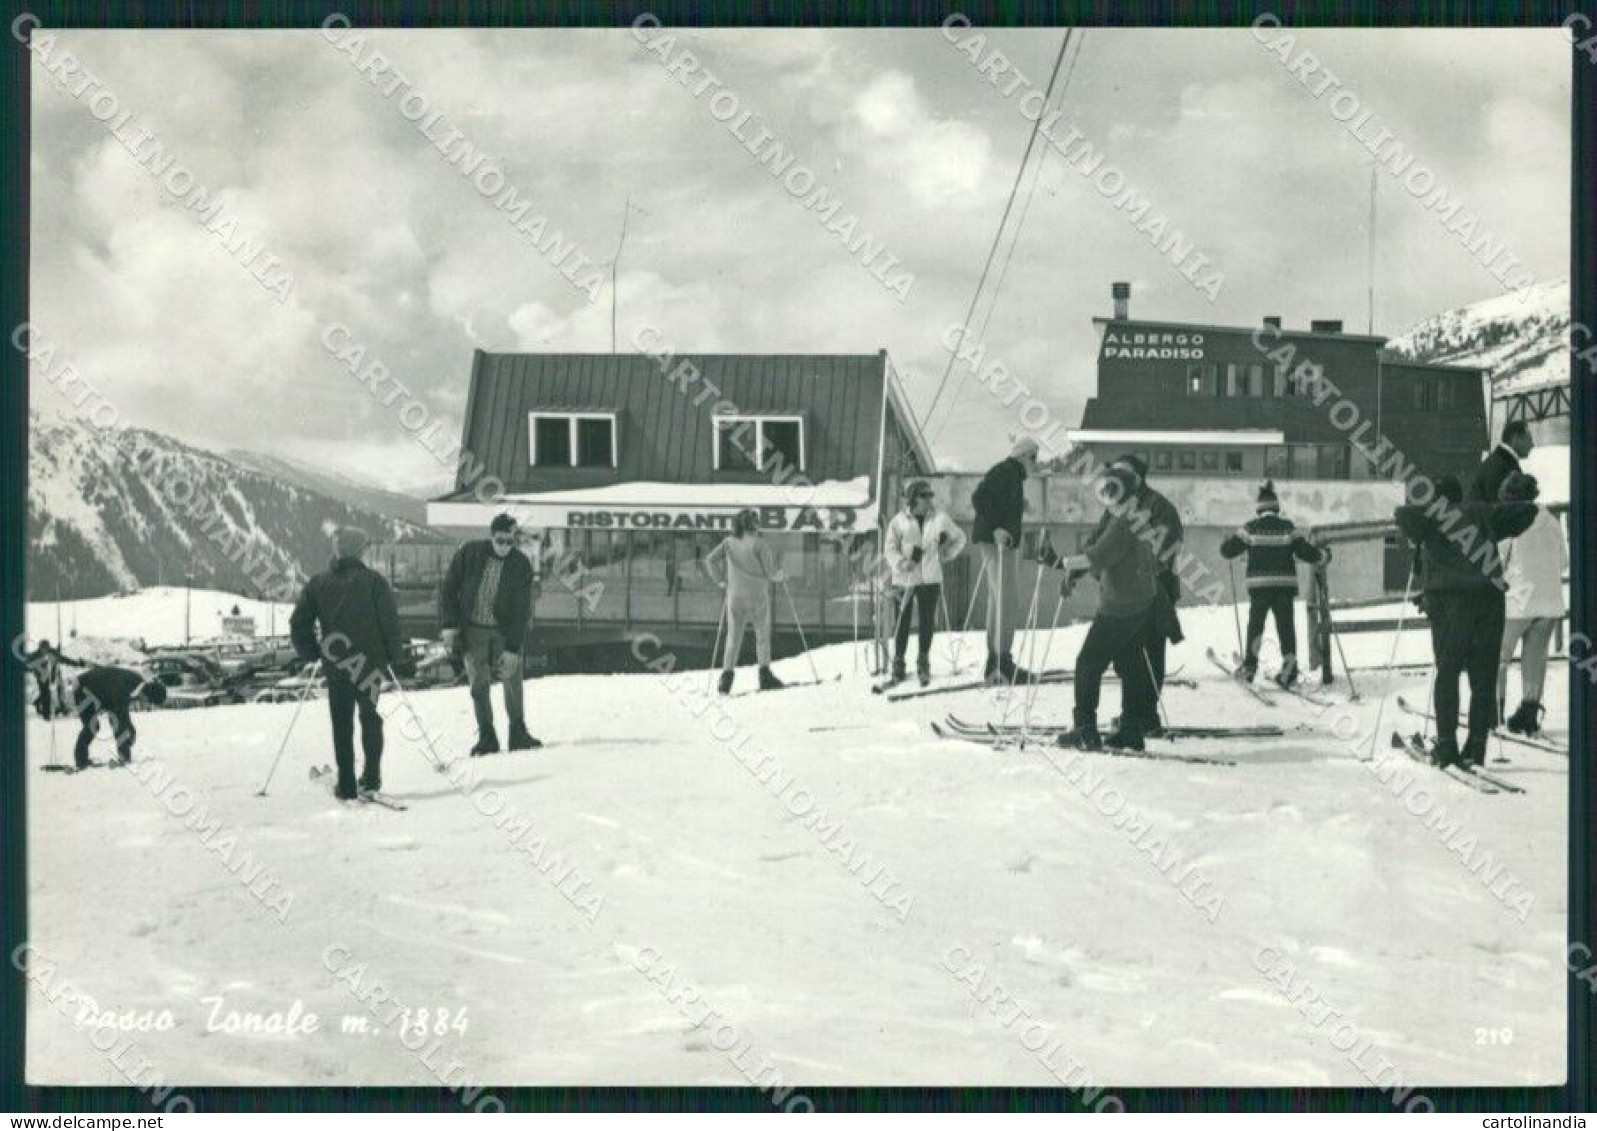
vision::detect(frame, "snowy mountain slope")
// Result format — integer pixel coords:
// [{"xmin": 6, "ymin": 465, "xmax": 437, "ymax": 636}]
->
[
  {"xmin": 27, "ymin": 413, "xmax": 440, "ymax": 601},
  {"xmin": 1386, "ymin": 279, "xmax": 1569, "ymax": 396},
  {"xmin": 25, "ymin": 602, "xmax": 1566, "ymax": 1088},
  {"xmin": 225, "ymin": 450, "xmax": 430, "ymax": 528}
]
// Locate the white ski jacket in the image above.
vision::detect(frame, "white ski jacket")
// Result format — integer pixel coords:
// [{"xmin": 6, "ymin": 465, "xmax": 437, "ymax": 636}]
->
[
  {"xmin": 1500, "ymin": 506, "xmax": 1567, "ymax": 620},
  {"xmin": 885, "ymin": 507, "xmax": 967, "ymax": 588}
]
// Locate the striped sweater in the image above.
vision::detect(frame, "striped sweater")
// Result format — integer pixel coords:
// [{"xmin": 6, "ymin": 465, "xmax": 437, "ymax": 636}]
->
[{"xmin": 1219, "ymin": 514, "xmax": 1323, "ymax": 594}]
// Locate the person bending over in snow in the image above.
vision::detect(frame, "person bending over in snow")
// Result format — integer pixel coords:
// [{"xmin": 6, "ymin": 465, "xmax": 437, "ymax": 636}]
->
[
  {"xmin": 706, "ymin": 509, "xmax": 787, "ymax": 695},
  {"xmin": 291, "ymin": 527, "xmax": 406, "ymax": 800},
  {"xmin": 72, "ymin": 665, "xmax": 167, "ymax": 768},
  {"xmin": 1494, "ymin": 472, "xmax": 1567, "ymax": 738},
  {"xmin": 1394, "ymin": 474, "xmax": 1537, "ymax": 769},
  {"xmin": 883, "ymin": 479, "xmax": 967, "ymax": 687},
  {"xmin": 1219, "ymin": 480, "xmax": 1327, "ymax": 689},
  {"xmin": 1043, "ymin": 464, "xmax": 1160, "ymax": 751}
]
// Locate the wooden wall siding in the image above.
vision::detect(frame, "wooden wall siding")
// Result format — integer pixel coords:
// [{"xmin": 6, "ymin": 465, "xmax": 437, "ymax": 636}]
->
[{"xmin": 456, "ymin": 352, "xmax": 889, "ymax": 495}]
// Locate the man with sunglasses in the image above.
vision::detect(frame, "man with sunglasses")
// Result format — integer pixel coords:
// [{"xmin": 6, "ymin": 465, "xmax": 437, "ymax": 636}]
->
[{"xmin": 441, "ymin": 513, "xmax": 541, "ymax": 755}]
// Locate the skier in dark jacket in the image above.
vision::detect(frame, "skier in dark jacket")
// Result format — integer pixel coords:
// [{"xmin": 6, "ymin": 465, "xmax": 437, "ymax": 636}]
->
[
  {"xmin": 970, "ymin": 436, "xmax": 1038, "ymax": 683},
  {"xmin": 1047, "ymin": 464, "xmax": 1160, "ymax": 751},
  {"xmin": 72, "ymin": 665, "xmax": 167, "ymax": 768},
  {"xmin": 1468, "ymin": 420, "xmax": 1532, "ymax": 504},
  {"xmin": 1096, "ymin": 455, "xmax": 1185, "ymax": 699},
  {"xmin": 1395, "ymin": 475, "xmax": 1538, "ymax": 768},
  {"xmin": 440, "ymin": 513, "xmax": 540, "ymax": 755},
  {"xmin": 1219, "ymin": 481, "xmax": 1327, "ymax": 688},
  {"xmin": 291, "ymin": 527, "xmax": 405, "ymax": 800}
]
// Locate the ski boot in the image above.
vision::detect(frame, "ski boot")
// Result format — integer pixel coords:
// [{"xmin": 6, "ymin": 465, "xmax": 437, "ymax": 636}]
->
[
  {"xmin": 983, "ymin": 652, "xmax": 1000, "ymax": 684},
  {"xmin": 1273, "ymin": 657, "xmax": 1300, "ymax": 691},
  {"xmin": 507, "ymin": 724, "xmax": 542, "ymax": 751},
  {"xmin": 1505, "ymin": 700, "xmax": 1543, "ymax": 736},
  {"xmin": 1460, "ymin": 735, "xmax": 1487, "ymax": 769},
  {"xmin": 1103, "ymin": 724, "xmax": 1145, "ymax": 752},
  {"xmin": 718, "ymin": 670, "xmax": 734, "ymax": 696},
  {"xmin": 889, "ymin": 657, "xmax": 907, "ymax": 686},
  {"xmin": 1428, "ymin": 736, "xmax": 1461, "ymax": 769},
  {"xmin": 359, "ymin": 754, "xmax": 382, "ymax": 794},
  {"xmin": 1055, "ymin": 722, "xmax": 1102, "ymax": 751},
  {"xmin": 996, "ymin": 653, "xmax": 1033, "ymax": 685},
  {"xmin": 916, "ymin": 654, "xmax": 931, "ymax": 688},
  {"xmin": 758, "ymin": 666, "xmax": 785, "ymax": 691},
  {"xmin": 470, "ymin": 727, "xmax": 501, "ymax": 757}
]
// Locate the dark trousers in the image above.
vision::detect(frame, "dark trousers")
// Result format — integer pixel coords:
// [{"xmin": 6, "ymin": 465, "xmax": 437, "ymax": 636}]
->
[
  {"xmin": 75, "ymin": 705, "xmax": 133, "ymax": 767},
  {"xmin": 327, "ymin": 671, "xmax": 384, "ymax": 793},
  {"xmin": 892, "ymin": 584, "xmax": 941, "ymax": 663},
  {"xmin": 1243, "ymin": 589, "xmax": 1298, "ymax": 673},
  {"xmin": 1427, "ymin": 588, "xmax": 1506, "ymax": 749},
  {"xmin": 1074, "ymin": 609, "xmax": 1157, "ymax": 732}
]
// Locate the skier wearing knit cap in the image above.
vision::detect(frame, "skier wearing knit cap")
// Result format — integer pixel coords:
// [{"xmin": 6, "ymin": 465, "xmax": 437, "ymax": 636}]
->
[
  {"xmin": 1219, "ymin": 481, "xmax": 1327, "ymax": 688},
  {"xmin": 291, "ymin": 526, "xmax": 406, "ymax": 801}
]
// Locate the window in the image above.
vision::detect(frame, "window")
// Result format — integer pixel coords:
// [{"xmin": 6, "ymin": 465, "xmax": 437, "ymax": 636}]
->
[
  {"xmin": 1178, "ymin": 450, "xmax": 1198, "ymax": 471},
  {"xmin": 1272, "ymin": 364, "xmax": 1288, "ymax": 397},
  {"xmin": 1187, "ymin": 365, "xmax": 1204, "ymax": 395},
  {"xmin": 529, "ymin": 413, "xmax": 618, "ymax": 469},
  {"xmin": 1225, "ymin": 451, "xmax": 1244, "ymax": 473},
  {"xmin": 1225, "ymin": 363, "xmax": 1242, "ymax": 397},
  {"xmin": 1412, "ymin": 381, "xmax": 1430, "ymax": 411},
  {"xmin": 1265, "ymin": 446, "xmax": 1290, "ymax": 479},
  {"xmin": 1199, "ymin": 450, "xmax": 1219, "ymax": 471},
  {"xmin": 713, "ymin": 415, "xmax": 806, "ymax": 473},
  {"xmin": 1292, "ymin": 445, "xmax": 1317, "ymax": 479},
  {"xmin": 1317, "ymin": 444, "xmax": 1349, "ymax": 479},
  {"xmin": 1248, "ymin": 364, "xmax": 1265, "ymax": 397},
  {"xmin": 1436, "ymin": 381, "xmax": 1456, "ymax": 411},
  {"xmin": 1154, "ymin": 450, "xmax": 1173, "ymax": 470},
  {"xmin": 1187, "ymin": 364, "xmax": 1217, "ymax": 397}
]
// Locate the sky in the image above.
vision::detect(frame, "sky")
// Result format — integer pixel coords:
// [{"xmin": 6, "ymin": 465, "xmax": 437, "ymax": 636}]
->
[{"xmin": 28, "ymin": 26, "xmax": 1570, "ymax": 489}]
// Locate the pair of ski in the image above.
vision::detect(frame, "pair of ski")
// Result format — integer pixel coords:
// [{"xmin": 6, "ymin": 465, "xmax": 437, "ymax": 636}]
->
[
  {"xmin": 40, "ymin": 760, "xmax": 125, "ymax": 775},
  {"xmin": 944, "ymin": 715, "xmax": 1283, "ymax": 741},
  {"xmin": 881, "ymin": 667, "xmax": 1195, "ymax": 702},
  {"xmin": 1393, "ymin": 696, "xmax": 1566, "ymax": 756},
  {"xmin": 930, "ymin": 720, "xmax": 1239, "ymax": 766},
  {"xmin": 1388, "ymin": 733, "xmax": 1524, "ymax": 795},
  {"xmin": 309, "ymin": 764, "xmax": 408, "ymax": 809},
  {"xmin": 1205, "ymin": 648, "xmax": 1332, "ymax": 708},
  {"xmin": 728, "ymin": 673, "xmax": 844, "ymax": 699}
]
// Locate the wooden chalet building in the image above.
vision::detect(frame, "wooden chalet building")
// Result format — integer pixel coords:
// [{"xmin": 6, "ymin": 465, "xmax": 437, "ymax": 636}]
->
[{"xmin": 386, "ymin": 349, "xmax": 932, "ymax": 672}]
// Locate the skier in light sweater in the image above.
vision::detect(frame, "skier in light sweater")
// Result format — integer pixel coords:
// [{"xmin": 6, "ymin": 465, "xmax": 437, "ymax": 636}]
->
[
  {"xmin": 882, "ymin": 479, "xmax": 967, "ymax": 687},
  {"xmin": 706, "ymin": 509, "xmax": 788, "ymax": 695},
  {"xmin": 1495, "ymin": 472, "xmax": 1567, "ymax": 737}
]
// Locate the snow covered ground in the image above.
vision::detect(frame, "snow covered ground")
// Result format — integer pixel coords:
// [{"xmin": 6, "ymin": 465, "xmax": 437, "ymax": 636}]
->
[
  {"xmin": 25, "ymin": 587, "xmax": 297, "ymax": 652},
  {"xmin": 24, "ymin": 599, "xmax": 1568, "ymax": 1090}
]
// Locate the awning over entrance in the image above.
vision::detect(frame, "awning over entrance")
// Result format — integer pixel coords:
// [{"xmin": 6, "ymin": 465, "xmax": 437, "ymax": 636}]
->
[{"xmin": 428, "ymin": 476, "xmax": 879, "ymax": 535}]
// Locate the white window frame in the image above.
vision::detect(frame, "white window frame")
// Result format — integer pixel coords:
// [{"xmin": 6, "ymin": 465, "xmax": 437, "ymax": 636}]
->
[
  {"xmin": 528, "ymin": 412, "xmax": 618, "ymax": 469},
  {"xmin": 711, "ymin": 414, "xmax": 806, "ymax": 472}
]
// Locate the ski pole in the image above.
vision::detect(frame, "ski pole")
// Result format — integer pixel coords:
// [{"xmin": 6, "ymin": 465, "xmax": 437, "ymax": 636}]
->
[
  {"xmin": 1328, "ymin": 611, "xmax": 1361, "ymax": 702},
  {"xmin": 779, "ymin": 577, "xmax": 822, "ymax": 684},
  {"xmin": 1018, "ymin": 592, "xmax": 1067, "ymax": 740},
  {"xmin": 1002, "ymin": 557, "xmax": 1046, "ymax": 707},
  {"xmin": 1142, "ymin": 647, "xmax": 1169, "ymax": 732},
  {"xmin": 255, "ymin": 663, "xmax": 321, "ymax": 797},
  {"xmin": 1365, "ymin": 561, "xmax": 1418, "ymax": 761},
  {"xmin": 947, "ymin": 557, "xmax": 989, "ymax": 674},
  {"xmin": 707, "ymin": 599, "xmax": 728, "ymax": 694},
  {"xmin": 1228, "ymin": 558, "xmax": 1245, "ymax": 664},
  {"xmin": 386, "ymin": 666, "xmax": 452, "ymax": 775}
]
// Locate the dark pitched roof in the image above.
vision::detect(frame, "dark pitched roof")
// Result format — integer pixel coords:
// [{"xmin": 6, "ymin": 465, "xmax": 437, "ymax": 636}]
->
[{"xmin": 451, "ymin": 351, "xmax": 914, "ymax": 496}]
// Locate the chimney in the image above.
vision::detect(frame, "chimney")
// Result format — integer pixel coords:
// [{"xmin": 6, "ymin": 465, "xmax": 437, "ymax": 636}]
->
[
  {"xmin": 1310, "ymin": 319, "xmax": 1344, "ymax": 334},
  {"xmin": 1263, "ymin": 315, "xmax": 1282, "ymax": 330},
  {"xmin": 1111, "ymin": 281, "xmax": 1130, "ymax": 321}
]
